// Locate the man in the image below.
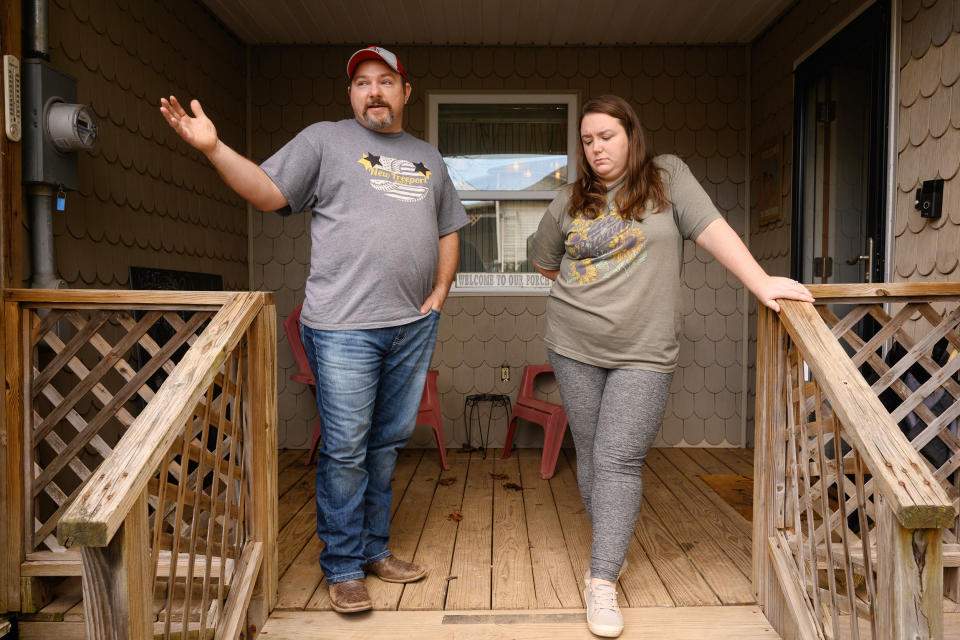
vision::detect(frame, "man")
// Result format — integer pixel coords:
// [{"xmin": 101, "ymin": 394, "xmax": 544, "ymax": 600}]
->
[{"xmin": 160, "ymin": 46, "xmax": 467, "ymax": 613}]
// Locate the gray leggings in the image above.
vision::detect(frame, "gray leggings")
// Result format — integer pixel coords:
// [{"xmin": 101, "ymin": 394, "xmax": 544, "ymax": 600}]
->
[{"xmin": 548, "ymin": 350, "xmax": 673, "ymax": 583}]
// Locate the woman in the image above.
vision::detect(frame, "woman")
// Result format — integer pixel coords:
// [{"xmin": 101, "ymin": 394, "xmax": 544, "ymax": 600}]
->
[{"xmin": 529, "ymin": 95, "xmax": 812, "ymax": 638}]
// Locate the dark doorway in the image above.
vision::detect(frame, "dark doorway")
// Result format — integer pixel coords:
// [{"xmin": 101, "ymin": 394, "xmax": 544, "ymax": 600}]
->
[{"xmin": 791, "ymin": 2, "xmax": 890, "ymax": 285}]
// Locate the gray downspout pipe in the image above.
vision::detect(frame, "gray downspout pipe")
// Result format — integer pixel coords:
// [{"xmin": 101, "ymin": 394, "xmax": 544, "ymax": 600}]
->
[
  {"xmin": 26, "ymin": 0, "xmax": 63, "ymax": 288},
  {"xmin": 25, "ymin": 0, "xmax": 49, "ymax": 59},
  {"xmin": 28, "ymin": 185, "xmax": 61, "ymax": 289}
]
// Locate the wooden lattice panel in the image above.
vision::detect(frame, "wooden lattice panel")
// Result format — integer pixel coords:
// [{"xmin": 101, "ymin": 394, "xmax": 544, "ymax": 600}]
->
[
  {"xmin": 816, "ymin": 301, "xmax": 960, "ymax": 543},
  {"xmin": 28, "ymin": 307, "xmax": 214, "ymax": 553},
  {"xmin": 149, "ymin": 341, "xmax": 249, "ymax": 637}
]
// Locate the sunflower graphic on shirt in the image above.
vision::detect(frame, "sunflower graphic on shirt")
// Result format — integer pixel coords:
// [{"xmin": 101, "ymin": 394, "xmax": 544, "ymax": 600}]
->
[{"xmin": 564, "ymin": 211, "xmax": 646, "ymax": 285}]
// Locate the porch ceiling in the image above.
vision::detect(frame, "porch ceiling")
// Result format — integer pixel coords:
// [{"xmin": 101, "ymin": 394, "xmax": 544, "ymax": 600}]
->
[{"xmin": 199, "ymin": 0, "xmax": 794, "ymax": 46}]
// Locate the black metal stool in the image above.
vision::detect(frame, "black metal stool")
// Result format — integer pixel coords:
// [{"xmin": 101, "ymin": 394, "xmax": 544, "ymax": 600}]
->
[{"xmin": 462, "ymin": 393, "xmax": 512, "ymax": 458}]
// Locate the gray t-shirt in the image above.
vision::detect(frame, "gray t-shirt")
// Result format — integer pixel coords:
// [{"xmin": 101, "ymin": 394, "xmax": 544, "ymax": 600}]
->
[
  {"xmin": 529, "ymin": 154, "xmax": 722, "ymax": 371},
  {"xmin": 261, "ymin": 119, "xmax": 468, "ymax": 330}
]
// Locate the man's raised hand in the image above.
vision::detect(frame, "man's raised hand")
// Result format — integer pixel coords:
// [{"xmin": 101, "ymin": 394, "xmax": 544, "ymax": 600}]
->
[{"xmin": 160, "ymin": 96, "xmax": 218, "ymax": 155}]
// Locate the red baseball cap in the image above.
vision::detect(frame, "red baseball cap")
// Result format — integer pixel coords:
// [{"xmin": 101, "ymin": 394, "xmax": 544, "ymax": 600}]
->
[{"xmin": 347, "ymin": 46, "xmax": 407, "ymax": 80}]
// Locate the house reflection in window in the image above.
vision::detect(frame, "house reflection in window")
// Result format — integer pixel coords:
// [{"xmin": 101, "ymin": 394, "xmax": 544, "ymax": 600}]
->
[{"xmin": 429, "ymin": 94, "xmax": 578, "ymax": 292}]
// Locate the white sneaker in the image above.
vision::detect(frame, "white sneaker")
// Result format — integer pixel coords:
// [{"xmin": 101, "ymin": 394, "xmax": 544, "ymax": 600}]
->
[{"xmin": 584, "ymin": 580, "xmax": 624, "ymax": 637}]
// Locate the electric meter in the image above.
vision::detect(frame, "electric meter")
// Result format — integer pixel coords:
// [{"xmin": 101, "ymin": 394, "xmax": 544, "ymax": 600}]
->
[{"xmin": 46, "ymin": 102, "xmax": 97, "ymax": 151}]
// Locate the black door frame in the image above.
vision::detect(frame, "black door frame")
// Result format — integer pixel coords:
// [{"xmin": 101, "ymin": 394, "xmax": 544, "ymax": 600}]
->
[{"xmin": 790, "ymin": 1, "xmax": 891, "ymax": 284}]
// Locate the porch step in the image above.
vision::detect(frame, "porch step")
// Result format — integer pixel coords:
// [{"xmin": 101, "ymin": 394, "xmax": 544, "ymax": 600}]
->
[
  {"xmin": 17, "ymin": 576, "xmax": 228, "ymax": 640},
  {"xmin": 260, "ymin": 606, "xmax": 781, "ymax": 639}
]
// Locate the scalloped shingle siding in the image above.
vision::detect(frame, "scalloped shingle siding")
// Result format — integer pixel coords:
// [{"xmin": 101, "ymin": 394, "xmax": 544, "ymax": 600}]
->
[
  {"xmin": 896, "ymin": 0, "xmax": 960, "ymax": 282},
  {"xmin": 45, "ymin": 0, "xmax": 249, "ymax": 291}
]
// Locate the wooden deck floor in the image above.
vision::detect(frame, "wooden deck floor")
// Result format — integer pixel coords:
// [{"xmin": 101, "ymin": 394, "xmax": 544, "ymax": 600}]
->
[
  {"xmin": 274, "ymin": 446, "xmax": 757, "ymax": 612},
  {"xmin": 21, "ymin": 447, "xmax": 960, "ymax": 638}
]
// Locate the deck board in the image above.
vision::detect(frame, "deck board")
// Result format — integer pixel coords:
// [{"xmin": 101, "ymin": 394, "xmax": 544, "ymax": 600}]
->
[
  {"xmin": 491, "ymin": 448, "xmax": 536, "ymax": 610},
  {"xmin": 277, "ymin": 493, "xmax": 316, "ymax": 578},
  {"xmin": 648, "ymin": 449, "xmax": 753, "ymax": 561},
  {"xmin": 399, "ymin": 450, "xmax": 470, "ymax": 610},
  {"xmin": 445, "ymin": 450, "xmax": 494, "ymax": 610},
  {"xmin": 634, "ymin": 496, "xmax": 721, "ymax": 605},
  {"xmin": 275, "ymin": 535, "xmax": 324, "ymax": 610},
  {"xmin": 681, "ymin": 447, "xmax": 740, "ymax": 475},
  {"xmin": 620, "ymin": 529, "xmax": 676, "ymax": 607},
  {"xmin": 550, "ymin": 450, "xmax": 592, "ymax": 594},
  {"xmin": 656, "ymin": 447, "xmax": 753, "ymax": 536},
  {"xmin": 277, "ymin": 448, "xmax": 306, "ymax": 475},
  {"xmin": 276, "ymin": 467, "xmax": 314, "ymax": 531},
  {"xmin": 704, "ymin": 447, "xmax": 754, "ymax": 476},
  {"xmin": 366, "ymin": 447, "xmax": 440, "ymax": 610},
  {"xmin": 517, "ymin": 448, "xmax": 581, "ymax": 608},
  {"xmin": 389, "ymin": 449, "xmax": 425, "ymax": 519},
  {"xmin": 642, "ymin": 466, "xmax": 754, "ymax": 604}
]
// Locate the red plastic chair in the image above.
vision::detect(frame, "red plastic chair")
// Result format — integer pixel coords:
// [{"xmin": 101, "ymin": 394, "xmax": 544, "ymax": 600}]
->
[
  {"xmin": 501, "ymin": 365, "xmax": 568, "ymax": 479},
  {"xmin": 417, "ymin": 370, "xmax": 451, "ymax": 470},
  {"xmin": 283, "ymin": 304, "xmax": 322, "ymax": 464},
  {"xmin": 284, "ymin": 304, "xmax": 450, "ymax": 469}
]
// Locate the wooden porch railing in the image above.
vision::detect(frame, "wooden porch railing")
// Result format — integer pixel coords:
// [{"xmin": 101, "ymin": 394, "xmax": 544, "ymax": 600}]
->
[
  {"xmin": 754, "ymin": 283, "xmax": 959, "ymax": 639},
  {"xmin": 0, "ymin": 289, "xmax": 277, "ymax": 638}
]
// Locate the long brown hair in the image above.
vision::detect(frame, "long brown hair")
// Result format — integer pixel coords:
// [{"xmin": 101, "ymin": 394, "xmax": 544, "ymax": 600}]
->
[{"xmin": 568, "ymin": 95, "xmax": 669, "ymax": 221}]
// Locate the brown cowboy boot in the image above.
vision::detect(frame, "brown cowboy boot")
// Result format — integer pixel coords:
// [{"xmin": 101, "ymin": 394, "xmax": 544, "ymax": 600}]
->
[
  {"xmin": 363, "ymin": 555, "xmax": 426, "ymax": 583},
  {"xmin": 328, "ymin": 578, "xmax": 372, "ymax": 613}
]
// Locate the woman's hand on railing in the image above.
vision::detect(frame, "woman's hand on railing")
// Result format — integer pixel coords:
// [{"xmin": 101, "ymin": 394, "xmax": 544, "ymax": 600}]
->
[{"xmin": 753, "ymin": 275, "xmax": 814, "ymax": 312}]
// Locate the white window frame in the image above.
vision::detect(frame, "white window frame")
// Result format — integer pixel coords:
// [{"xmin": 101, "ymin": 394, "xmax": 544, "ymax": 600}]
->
[{"xmin": 426, "ymin": 91, "xmax": 580, "ymax": 295}]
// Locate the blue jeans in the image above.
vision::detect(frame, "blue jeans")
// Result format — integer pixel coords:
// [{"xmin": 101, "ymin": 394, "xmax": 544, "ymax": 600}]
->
[{"xmin": 300, "ymin": 311, "xmax": 440, "ymax": 584}]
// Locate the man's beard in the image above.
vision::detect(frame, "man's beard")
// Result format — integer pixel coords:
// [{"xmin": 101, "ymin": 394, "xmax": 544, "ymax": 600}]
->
[{"xmin": 363, "ymin": 103, "xmax": 395, "ymax": 130}]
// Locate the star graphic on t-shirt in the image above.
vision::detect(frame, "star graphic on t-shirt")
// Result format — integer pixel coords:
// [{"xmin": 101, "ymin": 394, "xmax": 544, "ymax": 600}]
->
[
  {"xmin": 413, "ymin": 162, "xmax": 431, "ymax": 178},
  {"xmin": 358, "ymin": 152, "xmax": 382, "ymax": 170}
]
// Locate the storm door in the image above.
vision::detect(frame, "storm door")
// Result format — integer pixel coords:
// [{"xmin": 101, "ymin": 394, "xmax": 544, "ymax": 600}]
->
[{"xmin": 792, "ymin": 2, "xmax": 889, "ymax": 286}]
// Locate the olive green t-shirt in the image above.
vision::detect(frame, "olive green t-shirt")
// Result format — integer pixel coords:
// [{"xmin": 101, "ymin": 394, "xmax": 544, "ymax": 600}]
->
[{"xmin": 529, "ymin": 154, "xmax": 722, "ymax": 371}]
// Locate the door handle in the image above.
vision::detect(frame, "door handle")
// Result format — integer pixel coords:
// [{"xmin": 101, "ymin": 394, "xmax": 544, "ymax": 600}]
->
[{"xmin": 844, "ymin": 238, "xmax": 873, "ymax": 283}]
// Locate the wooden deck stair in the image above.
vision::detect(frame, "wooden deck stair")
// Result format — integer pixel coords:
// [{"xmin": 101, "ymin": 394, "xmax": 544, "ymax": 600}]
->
[
  {"xmin": 260, "ymin": 607, "xmax": 781, "ymax": 639},
  {"xmin": 18, "ymin": 575, "xmax": 231, "ymax": 639},
  {"xmin": 5, "ymin": 290, "xmax": 278, "ymax": 640}
]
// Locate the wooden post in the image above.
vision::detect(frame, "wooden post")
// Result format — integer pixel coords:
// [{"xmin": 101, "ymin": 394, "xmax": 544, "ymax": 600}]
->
[
  {"xmin": 753, "ymin": 308, "xmax": 779, "ymax": 598},
  {"xmin": 753, "ymin": 305, "xmax": 771, "ymax": 602},
  {"xmin": 0, "ymin": 10, "xmax": 25, "ymax": 613},
  {"xmin": 246, "ymin": 298, "xmax": 278, "ymax": 621},
  {"xmin": 1, "ymin": 0, "xmax": 24, "ymax": 291},
  {"xmin": 1, "ymin": 302, "xmax": 24, "ymax": 612},
  {"xmin": 79, "ymin": 491, "xmax": 152, "ymax": 640},
  {"xmin": 753, "ymin": 305, "xmax": 791, "ymax": 633},
  {"xmin": 876, "ymin": 494, "xmax": 944, "ymax": 640},
  {"xmin": 18, "ymin": 301, "xmax": 51, "ymax": 617}
]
